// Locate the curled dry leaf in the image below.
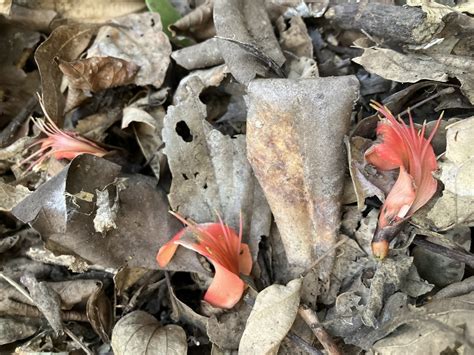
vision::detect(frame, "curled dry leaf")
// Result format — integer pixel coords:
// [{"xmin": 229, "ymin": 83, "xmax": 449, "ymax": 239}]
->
[
  {"xmin": 57, "ymin": 56, "xmax": 139, "ymax": 93},
  {"xmin": 170, "ymin": 0, "xmax": 215, "ymax": 41},
  {"xmin": 87, "ymin": 13, "xmax": 172, "ymax": 88},
  {"xmin": 171, "ymin": 38, "xmax": 224, "ymax": 71},
  {"xmin": 213, "ymin": 0, "xmax": 285, "ymax": 84},
  {"xmin": 20, "ymin": 273, "xmax": 64, "ymax": 334},
  {"xmin": 246, "ymin": 77, "xmax": 359, "ymax": 287},
  {"xmin": 239, "ymin": 279, "xmax": 302, "ymax": 355},
  {"xmin": 163, "ymin": 68, "xmax": 271, "ymax": 263},
  {"xmin": 86, "ymin": 281, "xmax": 112, "ymax": 343},
  {"xmin": 353, "ymin": 48, "xmax": 474, "ymax": 104},
  {"xmin": 34, "ymin": 23, "xmax": 101, "ymax": 124},
  {"xmin": 12, "ymin": 155, "xmax": 205, "ymax": 273},
  {"xmin": 111, "ymin": 311, "xmax": 187, "ymax": 355}
]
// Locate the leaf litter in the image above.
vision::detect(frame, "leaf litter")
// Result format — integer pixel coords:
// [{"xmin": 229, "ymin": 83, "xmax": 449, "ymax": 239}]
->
[{"xmin": 0, "ymin": 1, "xmax": 473, "ymax": 354}]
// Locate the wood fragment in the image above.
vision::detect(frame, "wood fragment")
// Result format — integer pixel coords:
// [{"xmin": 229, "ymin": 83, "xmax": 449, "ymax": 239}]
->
[{"xmin": 298, "ymin": 305, "xmax": 342, "ymax": 355}]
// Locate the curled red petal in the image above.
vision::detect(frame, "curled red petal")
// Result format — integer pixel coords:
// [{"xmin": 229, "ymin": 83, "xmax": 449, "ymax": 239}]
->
[
  {"xmin": 378, "ymin": 166, "xmax": 416, "ymax": 228},
  {"xmin": 156, "ymin": 229, "xmax": 186, "ymax": 267},
  {"xmin": 203, "ymin": 261, "xmax": 246, "ymax": 309}
]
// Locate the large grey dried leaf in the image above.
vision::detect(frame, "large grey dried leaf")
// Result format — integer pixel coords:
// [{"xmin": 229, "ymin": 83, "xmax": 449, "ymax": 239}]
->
[
  {"xmin": 353, "ymin": 48, "xmax": 474, "ymax": 104},
  {"xmin": 213, "ymin": 0, "xmax": 285, "ymax": 84},
  {"xmin": 111, "ymin": 311, "xmax": 187, "ymax": 355},
  {"xmin": 12, "ymin": 155, "xmax": 204, "ymax": 273},
  {"xmin": 0, "ymin": 181, "xmax": 31, "ymax": 212},
  {"xmin": 372, "ymin": 292, "xmax": 474, "ymax": 354},
  {"xmin": 0, "ymin": 317, "xmax": 39, "ymax": 345},
  {"xmin": 247, "ymin": 77, "xmax": 359, "ymax": 286},
  {"xmin": 239, "ymin": 279, "xmax": 302, "ymax": 355},
  {"xmin": 163, "ymin": 78, "xmax": 271, "ymax": 262},
  {"xmin": 87, "ymin": 13, "xmax": 172, "ymax": 88},
  {"xmin": 35, "ymin": 23, "xmax": 100, "ymax": 123}
]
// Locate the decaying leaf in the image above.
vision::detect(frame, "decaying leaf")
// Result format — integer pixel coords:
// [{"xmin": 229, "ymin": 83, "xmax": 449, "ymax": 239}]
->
[
  {"xmin": 239, "ymin": 279, "xmax": 302, "ymax": 355},
  {"xmin": 0, "ymin": 181, "xmax": 31, "ymax": 212},
  {"xmin": 111, "ymin": 310, "xmax": 187, "ymax": 355},
  {"xmin": 353, "ymin": 48, "xmax": 474, "ymax": 104},
  {"xmin": 163, "ymin": 70, "xmax": 271, "ymax": 263},
  {"xmin": 276, "ymin": 16, "xmax": 313, "ymax": 58},
  {"xmin": 93, "ymin": 178, "xmax": 127, "ymax": 235},
  {"xmin": 87, "ymin": 13, "xmax": 172, "ymax": 89},
  {"xmin": 246, "ymin": 77, "xmax": 359, "ymax": 288},
  {"xmin": 372, "ymin": 292, "xmax": 474, "ymax": 353},
  {"xmin": 0, "ymin": 317, "xmax": 39, "ymax": 346},
  {"xmin": 57, "ymin": 56, "xmax": 139, "ymax": 93},
  {"xmin": 213, "ymin": 0, "xmax": 286, "ymax": 84},
  {"xmin": 34, "ymin": 23, "xmax": 100, "ymax": 124},
  {"xmin": 12, "ymin": 155, "xmax": 205, "ymax": 273},
  {"xmin": 426, "ymin": 116, "xmax": 474, "ymax": 229}
]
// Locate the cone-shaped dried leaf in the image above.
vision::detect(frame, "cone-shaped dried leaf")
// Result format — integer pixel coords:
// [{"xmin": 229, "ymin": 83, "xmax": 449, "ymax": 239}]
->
[{"xmin": 247, "ymin": 77, "xmax": 359, "ymax": 283}]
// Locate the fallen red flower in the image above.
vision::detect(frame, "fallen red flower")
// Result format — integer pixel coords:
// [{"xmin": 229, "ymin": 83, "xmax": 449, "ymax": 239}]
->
[
  {"xmin": 20, "ymin": 115, "xmax": 107, "ymax": 171},
  {"xmin": 157, "ymin": 212, "xmax": 252, "ymax": 309},
  {"xmin": 365, "ymin": 102, "xmax": 442, "ymax": 258}
]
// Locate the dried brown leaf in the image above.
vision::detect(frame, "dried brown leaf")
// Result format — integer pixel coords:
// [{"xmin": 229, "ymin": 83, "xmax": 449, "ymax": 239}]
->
[
  {"xmin": 86, "ymin": 281, "xmax": 112, "ymax": 343},
  {"xmin": 35, "ymin": 23, "xmax": 100, "ymax": 124},
  {"xmin": 111, "ymin": 311, "xmax": 187, "ymax": 355},
  {"xmin": 57, "ymin": 56, "xmax": 139, "ymax": 93},
  {"xmin": 87, "ymin": 13, "xmax": 172, "ymax": 89}
]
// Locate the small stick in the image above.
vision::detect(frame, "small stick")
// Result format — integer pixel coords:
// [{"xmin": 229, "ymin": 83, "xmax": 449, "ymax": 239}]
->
[
  {"xmin": 412, "ymin": 236, "xmax": 474, "ymax": 268},
  {"xmin": 398, "ymin": 87, "xmax": 455, "ymax": 118},
  {"xmin": 298, "ymin": 304, "xmax": 342, "ymax": 355}
]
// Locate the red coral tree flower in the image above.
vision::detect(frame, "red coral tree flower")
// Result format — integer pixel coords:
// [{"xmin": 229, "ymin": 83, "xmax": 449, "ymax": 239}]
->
[
  {"xmin": 364, "ymin": 102, "xmax": 442, "ymax": 259},
  {"xmin": 157, "ymin": 212, "xmax": 253, "ymax": 309},
  {"xmin": 20, "ymin": 115, "xmax": 107, "ymax": 171}
]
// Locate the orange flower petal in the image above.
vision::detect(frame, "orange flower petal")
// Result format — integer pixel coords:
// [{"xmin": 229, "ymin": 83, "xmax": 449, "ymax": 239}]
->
[{"xmin": 203, "ymin": 261, "xmax": 246, "ymax": 309}]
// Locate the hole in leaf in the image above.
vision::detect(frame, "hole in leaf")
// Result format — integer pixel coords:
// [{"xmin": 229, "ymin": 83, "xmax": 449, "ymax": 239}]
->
[{"xmin": 176, "ymin": 121, "xmax": 193, "ymax": 142}]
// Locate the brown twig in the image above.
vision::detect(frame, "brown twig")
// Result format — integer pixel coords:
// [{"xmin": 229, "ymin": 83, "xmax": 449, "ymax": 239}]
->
[
  {"xmin": 412, "ymin": 236, "xmax": 474, "ymax": 268},
  {"xmin": 298, "ymin": 304, "xmax": 342, "ymax": 355}
]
